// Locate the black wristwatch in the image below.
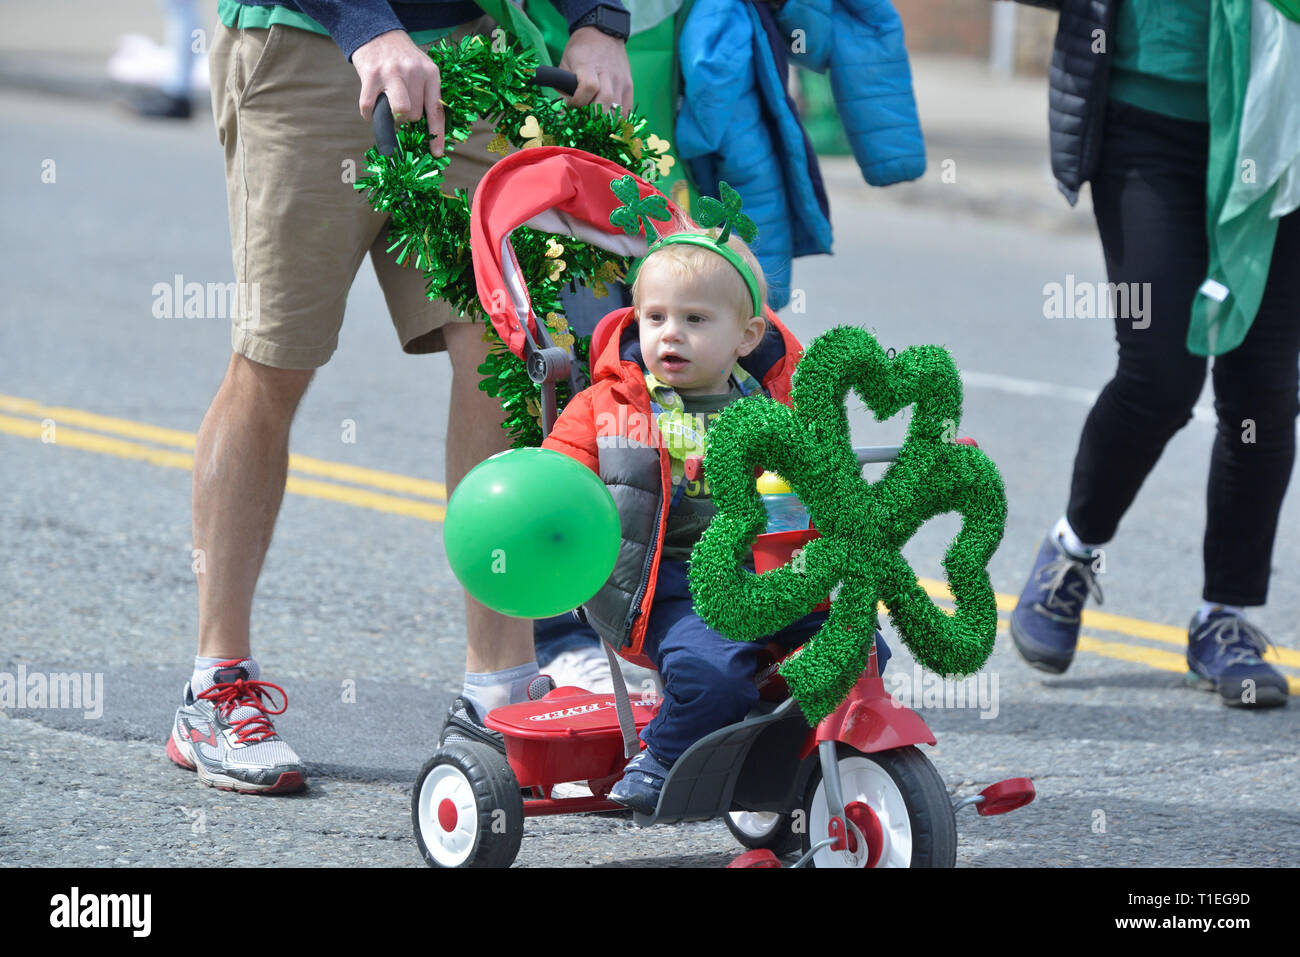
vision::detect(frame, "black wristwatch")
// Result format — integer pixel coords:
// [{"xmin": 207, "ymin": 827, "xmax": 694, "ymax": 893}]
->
[{"xmin": 571, "ymin": 3, "xmax": 631, "ymax": 40}]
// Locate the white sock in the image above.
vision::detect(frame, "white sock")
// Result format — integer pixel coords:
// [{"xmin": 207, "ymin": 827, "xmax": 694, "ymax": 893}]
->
[
  {"xmin": 1053, "ymin": 516, "xmax": 1098, "ymax": 559},
  {"xmin": 462, "ymin": 661, "xmax": 541, "ymax": 717},
  {"xmin": 191, "ymin": 655, "xmax": 252, "ymax": 694},
  {"xmin": 1197, "ymin": 602, "xmax": 1244, "ymax": 624}
]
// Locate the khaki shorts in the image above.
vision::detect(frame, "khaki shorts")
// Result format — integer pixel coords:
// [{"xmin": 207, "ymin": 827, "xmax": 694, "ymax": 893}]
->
[{"xmin": 210, "ymin": 16, "xmax": 506, "ymax": 369}]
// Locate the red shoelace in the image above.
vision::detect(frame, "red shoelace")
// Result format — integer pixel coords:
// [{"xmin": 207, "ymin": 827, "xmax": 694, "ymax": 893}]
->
[{"xmin": 197, "ymin": 678, "xmax": 289, "ymax": 744}]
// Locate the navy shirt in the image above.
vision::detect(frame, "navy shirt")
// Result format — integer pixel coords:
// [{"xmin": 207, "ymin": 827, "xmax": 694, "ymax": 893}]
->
[{"xmin": 227, "ymin": 0, "xmax": 623, "ymax": 61}]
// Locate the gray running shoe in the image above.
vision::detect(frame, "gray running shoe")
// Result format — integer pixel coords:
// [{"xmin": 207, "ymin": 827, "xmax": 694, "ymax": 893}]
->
[
  {"xmin": 439, "ymin": 675, "xmax": 555, "ymax": 754},
  {"xmin": 166, "ymin": 659, "xmax": 306, "ymax": 794}
]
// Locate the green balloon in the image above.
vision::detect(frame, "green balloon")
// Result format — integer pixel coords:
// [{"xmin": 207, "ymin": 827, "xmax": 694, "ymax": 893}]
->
[{"xmin": 444, "ymin": 447, "xmax": 622, "ymax": 618}]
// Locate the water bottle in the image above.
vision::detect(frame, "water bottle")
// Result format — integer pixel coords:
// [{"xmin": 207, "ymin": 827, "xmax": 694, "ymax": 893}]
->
[{"xmin": 757, "ymin": 471, "xmax": 809, "ymax": 533}]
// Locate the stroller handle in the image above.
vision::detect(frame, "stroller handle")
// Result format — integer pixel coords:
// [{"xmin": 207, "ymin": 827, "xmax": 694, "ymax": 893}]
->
[{"xmin": 372, "ymin": 67, "xmax": 581, "ymax": 157}]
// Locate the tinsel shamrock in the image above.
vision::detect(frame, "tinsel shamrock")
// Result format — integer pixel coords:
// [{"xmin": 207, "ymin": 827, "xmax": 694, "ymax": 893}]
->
[
  {"xmin": 356, "ymin": 33, "xmax": 666, "ymax": 448},
  {"xmin": 689, "ymin": 326, "xmax": 1007, "ymax": 725}
]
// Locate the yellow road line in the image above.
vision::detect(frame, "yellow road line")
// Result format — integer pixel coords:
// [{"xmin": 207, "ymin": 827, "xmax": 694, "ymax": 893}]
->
[
  {"xmin": 920, "ymin": 576, "xmax": 1300, "ymax": 670},
  {"xmin": 285, "ymin": 475, "xmax": 444, "ymax": 522},
  {"xmin": 0, "ymin": 414, "xmax": 444, "ymax": 522},
  {"xmin": 0, "ymin": 413, "xmax": 195, "ymax": 470},
  {"xmin": 1077, "ymin": 633, "xmax": 1189, "ymax": 672},
  {"xmin": 0, "ymin": 393, "xmax": 447, "ymax": 500},
  {"xmin": 1075, "ymin": 633, "xmax": 1300, "ymax": 695},
  {"xmin": 5, "ymin": 395, "xmax": 1297, "ymax": 679}
]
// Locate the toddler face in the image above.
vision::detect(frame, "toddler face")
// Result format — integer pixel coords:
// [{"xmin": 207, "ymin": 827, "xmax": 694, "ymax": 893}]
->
[{"xmin": 635, "ymin": 256, "xmax": 765, "ymax": 396}]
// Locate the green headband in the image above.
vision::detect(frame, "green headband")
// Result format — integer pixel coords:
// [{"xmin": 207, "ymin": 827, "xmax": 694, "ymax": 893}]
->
[{"xmin": 608, "ymin": 176, "xmax": 763, "ymax": 318}]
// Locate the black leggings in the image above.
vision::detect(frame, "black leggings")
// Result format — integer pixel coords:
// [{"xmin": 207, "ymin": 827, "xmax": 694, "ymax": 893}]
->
[{"xmin": 1066, "ymin": 101, "xmax": 1300, "ymax": 606}]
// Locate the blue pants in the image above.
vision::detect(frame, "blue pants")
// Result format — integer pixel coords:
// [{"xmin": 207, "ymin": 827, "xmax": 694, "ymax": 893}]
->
[
  {"xmin": 534, "ymin": 612, "xmax": 602, "ymax": 667},
  {"xmin": 639, "ymin": 560, "xmax": 890, "ymax": 765}
]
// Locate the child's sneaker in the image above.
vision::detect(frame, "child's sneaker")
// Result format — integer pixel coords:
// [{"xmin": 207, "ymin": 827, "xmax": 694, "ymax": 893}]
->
[
  {"xmin": 166, "ymin": 659, "xmax": 306, "ymax": 794},
  {"xmin": 608, "ymin": 749, "xmax": 672, "ymax": 815},
  {"xmin": 1010, "ymin": 531, "xmax": 1103, "ymax": 674},
  {"xmin": 1186, "ymin": 608, "xmax": 1289, "ymax": 708}
]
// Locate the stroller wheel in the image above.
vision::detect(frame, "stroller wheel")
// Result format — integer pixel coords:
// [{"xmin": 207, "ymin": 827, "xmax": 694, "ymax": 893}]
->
[{"xmin": 412, "ymin": 742, "xmax": 524, "ymax": 868}]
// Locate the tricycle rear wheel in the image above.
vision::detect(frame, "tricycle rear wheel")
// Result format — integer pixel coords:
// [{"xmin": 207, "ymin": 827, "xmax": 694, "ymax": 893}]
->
[
  {"xmin": 725, "ymin": 811, "xmax": 802, "ymax": 856},
  {"xmin": 412, "ymin": 742, "xmax": 524, "ymax": 868}
]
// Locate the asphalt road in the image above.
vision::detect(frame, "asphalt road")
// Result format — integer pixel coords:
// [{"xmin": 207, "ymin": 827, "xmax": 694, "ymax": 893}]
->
[{"xmin": 2, "ymin": 89, "xmax": 1297, "ymax": 869}]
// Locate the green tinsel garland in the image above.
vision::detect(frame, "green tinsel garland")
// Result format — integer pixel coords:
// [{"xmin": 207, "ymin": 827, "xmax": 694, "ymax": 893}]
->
[
  {"xmin": 356, "ymin": 33, "xmax": 672, "ymax": 447},
  {"xmin": 689, "ymin": 326, "xmax": 1008, "ymax": 725}
]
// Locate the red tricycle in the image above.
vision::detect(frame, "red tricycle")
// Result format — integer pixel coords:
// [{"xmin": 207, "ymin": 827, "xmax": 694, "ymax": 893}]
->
[
  {"xmin": 363, "ymin": 71, "xmax": 1034, "ymax": 867},
  {"xmin": 412, "ymin": 445, "xmax": 1034, "ymax": 869}
]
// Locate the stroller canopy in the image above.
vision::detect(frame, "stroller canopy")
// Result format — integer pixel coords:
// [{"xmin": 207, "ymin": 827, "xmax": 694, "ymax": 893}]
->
[{"xmin": 470, "ymin": 146, "xmax": 695, "ymax": 360}]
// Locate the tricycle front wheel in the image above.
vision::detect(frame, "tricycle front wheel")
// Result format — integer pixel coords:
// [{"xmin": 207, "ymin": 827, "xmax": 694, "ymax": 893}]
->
[{"xmin": 801, "ymin": 745, "xmax": 956, "ymax": 868}]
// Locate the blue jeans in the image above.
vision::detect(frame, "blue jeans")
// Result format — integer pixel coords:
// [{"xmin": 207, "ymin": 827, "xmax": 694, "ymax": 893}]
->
[
  {"xmin": 639, "ymin": 560, "xmax": 890, "ymax": 765},
  {"xmin": 534, "ymin": 613, "xmax": 602, "ymax": 668}
]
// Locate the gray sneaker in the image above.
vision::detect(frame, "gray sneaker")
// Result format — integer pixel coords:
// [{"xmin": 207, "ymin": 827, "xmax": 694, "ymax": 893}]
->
[
  {"xmin": 166, "ymin": 659, "xmax": 306, "ymax": 794},
  {"xmin": 1186, "ymin": 610, "xmax": 1289, "ymax": 708},
  {"xmin": 1010, "ymin": 531, "xmax": 1103, "ymax": 674},
  {"xmin": 439, "ymin": 674, "xmax": 556, "ymax": 754}
]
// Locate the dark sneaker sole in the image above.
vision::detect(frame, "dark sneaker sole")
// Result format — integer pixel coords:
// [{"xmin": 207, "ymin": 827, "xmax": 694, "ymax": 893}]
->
[
  {"xmin": 166, "ymin": 735, "xmax": 308, "ymax": 795},
  {"xmin": 606, "ymin": 789, "xmax": 657, "ymax": 816},
  {"xmin": 1009, "ymin": 613, "xmax": 1075, "ymax": 675},
  {"xmin": 1184, "ymin": 671, "xmax": 1289, "ymax": 709}
]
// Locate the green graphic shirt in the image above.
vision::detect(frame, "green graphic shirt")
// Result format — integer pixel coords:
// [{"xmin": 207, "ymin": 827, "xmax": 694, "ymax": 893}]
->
[{"xmin": 659, "ymin": 384, "xmax": 743, "ymax": 563}]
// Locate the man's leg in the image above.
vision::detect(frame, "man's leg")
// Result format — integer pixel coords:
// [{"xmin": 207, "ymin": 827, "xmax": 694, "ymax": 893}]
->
[
  {"xmin": 194, "ymin": 352, "xmax": 314, "ymax": 657},
  {"xmin": 169, "ymin": 352, "xmax": 314, "ymax": 794},
  {"xmin": 441, "ymin": 321, "xmax": 534, "ymax": 674}
]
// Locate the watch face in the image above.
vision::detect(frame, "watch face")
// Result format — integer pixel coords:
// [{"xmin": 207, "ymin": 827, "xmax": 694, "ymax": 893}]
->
[{"xmin": 596, "ymin": 6, "xmax": 631, "ymax": 37}]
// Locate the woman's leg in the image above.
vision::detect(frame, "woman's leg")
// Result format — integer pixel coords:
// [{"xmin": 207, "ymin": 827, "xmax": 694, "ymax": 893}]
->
[
  {"xmin": 1185, "ymin": 214, "xmax": 1298, "ymax": 708},
  {"xmin": 1066, "ymin": 103, "xmax": 1212, "ymax": 544},
  {"xmin": 1201, "ymin": 210, "xmax": 1300, "ymax": 606},
  {"xmin": 1181, "ymin": 213, "xmax": 1298, "ymax": 707},
  {"xmin": 1012, "ymin": 102, "xmax": 1211, "ymax": 674}
]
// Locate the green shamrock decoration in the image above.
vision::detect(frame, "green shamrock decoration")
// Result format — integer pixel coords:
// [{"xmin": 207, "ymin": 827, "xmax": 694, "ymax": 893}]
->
[
  {"xmin": 608, "ymin": 175, "xmax": 671, "ymax": 241},
  {"xmin": 693, "ymin": 182, "xmax": 756, "ymax": 244},
  {"xmin": 689, "ymin": 326, "xmax": 1007, "ymax": 725}
]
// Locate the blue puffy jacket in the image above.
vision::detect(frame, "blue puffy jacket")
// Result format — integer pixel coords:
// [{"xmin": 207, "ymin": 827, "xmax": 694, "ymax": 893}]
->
[{"xmin": 676, "ymin": 0, "xmax": 925, "ymax": 309}]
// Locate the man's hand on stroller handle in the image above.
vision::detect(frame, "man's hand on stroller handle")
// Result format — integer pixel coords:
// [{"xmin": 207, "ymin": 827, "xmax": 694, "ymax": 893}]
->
[
  {"xmin": 356, "ymin": 25, "xmax": 630, "ymax": 159},
  {"xmin": 369, "ymin": 63, "xmax": 588, "ymax": 160},
  {"xmin": 354, "ymin": 30, "xmax": 447, "ymax": 155},
  {"xmin": 558, "ymin": 27, "xmax": 633, "ymax": 113}
]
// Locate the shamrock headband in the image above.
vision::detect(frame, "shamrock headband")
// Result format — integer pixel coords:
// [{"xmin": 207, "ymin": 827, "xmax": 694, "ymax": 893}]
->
[{"xmin": 608, "ymin": 176, "xmax": 763, "ymax": 318}]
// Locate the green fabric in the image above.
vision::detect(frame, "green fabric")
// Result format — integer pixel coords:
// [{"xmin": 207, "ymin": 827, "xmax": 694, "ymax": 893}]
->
[
  {"xmin": 1267, "ymin": 0, "xmax": 1300, "ymax": 22},
  {"xmin": 217, "ymin": 0, "xmax": 455, "ymax": 44},
  {"xmin": 800, "ymin": 70, "xmax": 852, "ymax": 156},
  {"xmin": 522, "ymin": 0, "xmax": 699, "ymax": 211},
  {"xmin": 658, "ymin": 384, "xmax": 744, "ymax": 562},
  {"xmin": 1109, "ymin": 72, "xmax": 1210, "ymax": 123},
  {"xmin": 1110, "ymin": 0, "xmax": 1211, "ymax": 123},
  {"xmin": 474, "ymin": 0, "xmax": 555, "ymax": 64},
  {"xmin": 1189, "ymin": 0, "xmax": 1283, "ymax": 355}
]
